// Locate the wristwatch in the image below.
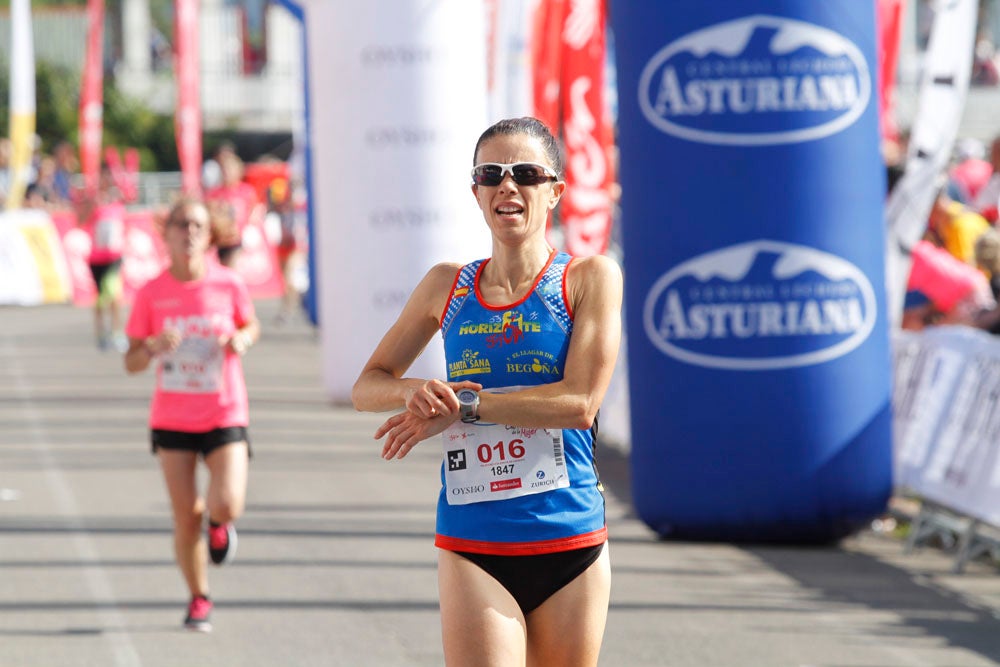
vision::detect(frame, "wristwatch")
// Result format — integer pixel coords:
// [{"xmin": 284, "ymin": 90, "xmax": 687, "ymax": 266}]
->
[{"xmin": 457, "ymin": 389, "xmax": 480, "ymax": 423}]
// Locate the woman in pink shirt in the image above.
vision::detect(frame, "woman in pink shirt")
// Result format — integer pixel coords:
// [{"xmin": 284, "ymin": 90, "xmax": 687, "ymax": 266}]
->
[{"xmin": 124, "ymin": 197, "xmax": 259, "ymax": 632}]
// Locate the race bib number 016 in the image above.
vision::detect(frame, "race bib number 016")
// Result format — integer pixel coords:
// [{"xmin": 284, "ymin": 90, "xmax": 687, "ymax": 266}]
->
[{"xmin": 442, "ymin": 421, "xmax": 569, "ymax": 506}]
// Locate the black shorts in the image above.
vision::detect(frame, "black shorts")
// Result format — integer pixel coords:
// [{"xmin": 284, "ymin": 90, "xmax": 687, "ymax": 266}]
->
[
  {"xmin": 151, "ymin": 426, "xmax": 251, "ymax": 458},
  {"xmin": 88, "ymin": 259, "xmax": 122, "ymax": 295},
  {"xmin": 454, "ymin": 543, "xmax": 605, "ymax": 615}
]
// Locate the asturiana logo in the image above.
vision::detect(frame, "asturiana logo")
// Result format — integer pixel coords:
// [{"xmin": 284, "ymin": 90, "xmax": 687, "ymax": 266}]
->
[
  {"xmin": 638, "ymin": 15, "xmax": 870, "ymax": 146},
  {"xmin": 642, "ymin": 240, "xmax": 877, "ymax": 370}
]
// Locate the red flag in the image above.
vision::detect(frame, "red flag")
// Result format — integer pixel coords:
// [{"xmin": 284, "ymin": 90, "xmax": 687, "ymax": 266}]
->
[
  {"xmin": 876, "ymin": 0, "xmax": 905, "ymax": 143},
  {"xmin": 175, "ymin": 0, "xmax": 202, "ymax": 195},
  {"xmin": 79, "ymin": 0, "xmax": 104, "ymax": 196},
  {"xmin": 557, "ymin": 0, "xmax": 614, "ymax": 257},
  {"xmin": 531, "ymin": 0, "xmax": 566, "ymax": 133}
]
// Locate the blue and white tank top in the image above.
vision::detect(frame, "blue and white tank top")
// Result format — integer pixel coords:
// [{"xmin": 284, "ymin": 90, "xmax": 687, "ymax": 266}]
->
[{"xmin": 435, "ymin": 250, "xmax": 606, "ymax": 555}]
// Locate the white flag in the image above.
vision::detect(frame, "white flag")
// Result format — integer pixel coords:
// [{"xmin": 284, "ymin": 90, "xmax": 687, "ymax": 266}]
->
[
  {"xmin": 884, "ymin": 0, "xmax": 978, "ymax": 326},
  {"xmin": 6, "ymin": 0, "xmax": 36, "ymax": 210}
]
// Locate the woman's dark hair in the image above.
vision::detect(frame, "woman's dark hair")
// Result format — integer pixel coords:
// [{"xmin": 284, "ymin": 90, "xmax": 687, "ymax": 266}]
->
[{"xmin": 473, "ymin": 117, "xmax": 564, "ymax": 176}]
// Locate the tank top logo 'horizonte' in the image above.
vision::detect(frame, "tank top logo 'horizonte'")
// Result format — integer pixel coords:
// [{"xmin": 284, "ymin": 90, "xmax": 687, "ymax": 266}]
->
[{"xmin": 436, "ymin": 251, "xmax": 607, "ymax": 556}]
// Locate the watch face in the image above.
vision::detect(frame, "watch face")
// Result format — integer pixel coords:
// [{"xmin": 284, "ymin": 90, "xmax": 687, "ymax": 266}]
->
[{"xmin": 457, "ymin": 389, "xmax": 477, "ymax": 405}]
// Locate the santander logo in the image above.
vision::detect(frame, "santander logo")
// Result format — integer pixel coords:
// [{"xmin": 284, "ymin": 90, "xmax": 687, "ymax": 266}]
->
[
  {"xmin": 638, "ymin": 15, "xmax": 870, "ymax": 146},
  {"xmin": 642, "ymin": 240, "xmax": 877, "ymax": 371}
]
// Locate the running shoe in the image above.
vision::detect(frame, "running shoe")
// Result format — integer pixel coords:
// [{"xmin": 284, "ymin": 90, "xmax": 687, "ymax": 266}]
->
[
  {"xmin": 183, "ymin": 596, "xmax": 213, "ymax": 632},
  {"xmin": 208, "ymin": 521, "xmax": 238, "ymax": 565}
]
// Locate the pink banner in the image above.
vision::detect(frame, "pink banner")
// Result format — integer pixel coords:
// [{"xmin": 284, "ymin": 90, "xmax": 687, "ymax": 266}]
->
[
  {"xmin": 557, "ymin": 0, "xmax": 615, "ymax": 257},
  {"xmin": 175, "ymin": 0, "xmax": 202, "ymax": 195},
  {"xmin": 50, "ymin": 208, "xmax": 283, "ymax": 305},
  {"xmin": 79, "ymin": 0, "xmax": 104, "ymax": 196}
]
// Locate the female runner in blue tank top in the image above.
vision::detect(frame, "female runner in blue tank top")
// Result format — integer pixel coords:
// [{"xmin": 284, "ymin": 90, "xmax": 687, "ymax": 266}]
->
[{"xmin": 353, "ymin": 117, "xmax": 623, "ymax": 667}]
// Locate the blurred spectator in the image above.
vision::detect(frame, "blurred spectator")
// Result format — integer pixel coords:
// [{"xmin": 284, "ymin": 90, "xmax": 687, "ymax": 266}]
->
[
  {"xmin": 975, "ymin": 227, "xmax": 1000, "ymax": 301},
  {"xmin": 972, "ymin": 136, "xmax": 1000, "ymax": 223},
  {"xmin": 972, "ymin": 37, "xmax": 1000, "ymax": 86},
  {"xmin": 947, "ymin": 138, "xmax": 992, "ymax": 204},
  {"xmin": 907, "ymin": 239, "xmax": 995, "ymax": 327},
  {"xmin": 52, "ymin": 140, "xmax": 79, "ymax": 203},
  {"xmin": 205, "ymin": 149, "xmax": 264, "ymax": 267},
  {"xmin": 901, "ymin": 289, "xmax": 940, "ymax": 331},
  {"xmin": 22, "ymin": 183, "xmax": 47, "ymax": 210},
  {"xmin": 206, "ymin": 198, "xmax": 241, "ymax": 266},
  {"xmin": 30, "ymin": 155, "xmax": 60, "ymax": 206},
  {"xmin": 267, "ymin": 177, "xmax": 307, "ymax": 323},
  {"xmin": 926, "ymin": 189, "xmax": 992, "ymax": 265},
  {"xmin": 202, "ymin": 140, "xmax": 237, "ymax": 192},
  {"xmin": 0, "ymin": 138, "xmax": 11, "ymax": 207}
]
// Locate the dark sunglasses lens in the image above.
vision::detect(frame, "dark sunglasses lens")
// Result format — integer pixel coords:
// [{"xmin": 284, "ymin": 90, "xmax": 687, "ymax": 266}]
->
[
  {"xmin": 511, "ymin": 164, "xmax": 551, "ymax": 185},
  {"xmin": 473, "ymin": 165, "xmax": 503, "ymax": 186}
]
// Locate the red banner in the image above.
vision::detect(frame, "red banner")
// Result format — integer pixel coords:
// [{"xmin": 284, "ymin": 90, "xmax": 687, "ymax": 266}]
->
[
  {"xmin": 531, "ymin": 0, "xmax": 566, "ymax": 134},
  {"xmin": 175, "ymin": 0, "xmax": 202, "ymax": 195},
  {"xmin": 79, "ymin": 0, "xmax": 104, "ymax": 196},
  {"xmin": 876, "ymin": 0, "xmax": 905, "ymax": 143},
  {"xmin": 557, "ymin": 0, "xmax": 614, "ymax": 257}
]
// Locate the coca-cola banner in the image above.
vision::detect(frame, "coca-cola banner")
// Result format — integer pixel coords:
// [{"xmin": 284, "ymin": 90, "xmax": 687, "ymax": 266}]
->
[
  {"xmin": 298, "ymin": 0, "xmax": 492, "ymax": 402},
  {"xmin": 79, "ymin": 0, "xmax": 104, "ymax": 195},
  {"xmin": 611, "ymin": 1, "xmax": 892, "ymax": 542},
  {"xmin": 174, "ymin": 0, "xmax": 202, "ymax": 195}
]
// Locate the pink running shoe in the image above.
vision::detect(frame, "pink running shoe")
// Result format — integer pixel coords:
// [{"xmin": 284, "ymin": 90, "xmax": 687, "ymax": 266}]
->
[
  {"xmin": 208, "ymin": 522, "xmax": 238, "ymax": 565},
  {"xmin": 184, "ymin": 596, "xmax": 213, "ymax": 632}
]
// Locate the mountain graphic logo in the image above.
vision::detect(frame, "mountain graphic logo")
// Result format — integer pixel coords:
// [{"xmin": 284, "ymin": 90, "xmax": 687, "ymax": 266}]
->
[
  {"xmin": 638, "ymin": 15, "xmax": 871, "ymax": 146},
  {"xmin": 643, "ymin": 240, "xmax": 878, "ymax": 370}
]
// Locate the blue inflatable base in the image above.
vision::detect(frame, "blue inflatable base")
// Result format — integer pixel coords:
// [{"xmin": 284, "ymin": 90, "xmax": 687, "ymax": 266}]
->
[{"xmin": 641, "ymin": 516, "xmax": 876, "ymax": 546}]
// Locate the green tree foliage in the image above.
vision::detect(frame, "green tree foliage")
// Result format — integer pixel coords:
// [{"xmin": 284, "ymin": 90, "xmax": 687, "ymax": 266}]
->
[{"xmin": 0, "ymin": 59, "xmax": 178, "ymax": 171}]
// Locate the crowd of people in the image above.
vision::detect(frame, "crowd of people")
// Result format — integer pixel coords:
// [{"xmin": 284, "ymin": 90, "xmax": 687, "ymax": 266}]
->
[
  {"xmin": 1, "ymin": 135, "xmax": 308, "ymax": 349},
  {"xmin": 891, "ymin": 133, "xmax": 1000, "ymax": 332}
]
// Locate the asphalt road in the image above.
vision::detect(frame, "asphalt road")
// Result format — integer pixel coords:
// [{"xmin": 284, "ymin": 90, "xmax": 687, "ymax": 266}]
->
[{"xmin": 2, "ymin": 299, "xmax": 1000, "ymax": 666}]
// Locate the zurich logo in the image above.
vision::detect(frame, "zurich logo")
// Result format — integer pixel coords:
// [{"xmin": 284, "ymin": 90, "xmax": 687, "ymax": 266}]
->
[
  {"xmin": 638, "ymin": 15, "xmax": 870, "ymax": 145},
  {"xmin": 643, "ymin": 240, "xmax": 877, "ymax": 370}
]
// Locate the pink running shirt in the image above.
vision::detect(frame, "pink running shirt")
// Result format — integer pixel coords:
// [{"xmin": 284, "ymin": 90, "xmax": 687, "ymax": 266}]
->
[
  {"xmin": 83, "ymin": 201, "xmax": 126, "ymax": 265},
  {"xmin": 125, "ymin": 263, "xmax": 255, "ymax": 432}
]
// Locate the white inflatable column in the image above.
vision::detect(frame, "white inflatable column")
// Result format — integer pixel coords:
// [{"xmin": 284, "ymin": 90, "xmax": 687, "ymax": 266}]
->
[{"xmin": 302, "ymin": 0, "xmax": 492, "ymax": 402}]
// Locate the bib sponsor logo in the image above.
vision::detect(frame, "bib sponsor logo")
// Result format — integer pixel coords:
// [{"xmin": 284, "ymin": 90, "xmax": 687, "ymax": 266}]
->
[
  {"xmin": 643, "ymin": 240, "xmax": 876, "ymax": 370},
  {"xmin": 451, "ymin": 484, "xmax": 485, "ymax": 496},
  {"xmin": 638, "ymin": 15, "xmax": 870, "ymax": 145},
  {"xmin": 491, "ymin": 478, "xmax": 522, "ymax": 492}
]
